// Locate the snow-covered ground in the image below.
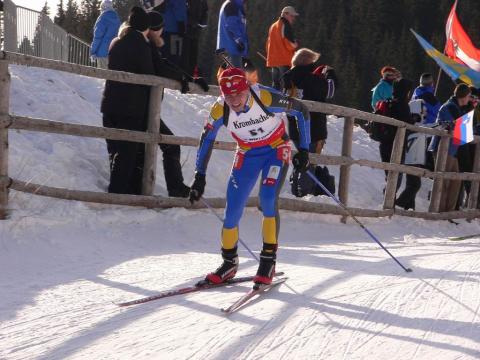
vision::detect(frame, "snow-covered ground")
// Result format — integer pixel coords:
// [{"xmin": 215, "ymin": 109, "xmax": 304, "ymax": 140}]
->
[{"xmin": 0, "ymin": 65, "xmax": 479, "ymax": 359}]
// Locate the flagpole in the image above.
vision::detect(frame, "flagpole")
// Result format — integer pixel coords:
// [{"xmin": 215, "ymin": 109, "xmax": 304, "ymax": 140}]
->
[{"xmin": 436, "ymin": 0, "xmax": 458, "ymax": 96}]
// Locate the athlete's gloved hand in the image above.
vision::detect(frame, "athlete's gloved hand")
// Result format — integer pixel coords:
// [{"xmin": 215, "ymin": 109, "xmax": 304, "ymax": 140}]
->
[
  {"xmin": 189, "ymin": 173, "xmax": 206, "ymax": 204},
  {"xmin": 193, "ymin": 77, "xmax": 209, "ymax": 92},
  {"xmin": 292, "ymin": 149, "xmax": 310, "ymax": 172}
]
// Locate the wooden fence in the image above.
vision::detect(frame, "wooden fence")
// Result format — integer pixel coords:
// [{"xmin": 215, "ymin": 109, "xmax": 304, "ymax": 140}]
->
[{"xmin": 1, "ymin": 50, "xmax": 480, "ymax": 221}]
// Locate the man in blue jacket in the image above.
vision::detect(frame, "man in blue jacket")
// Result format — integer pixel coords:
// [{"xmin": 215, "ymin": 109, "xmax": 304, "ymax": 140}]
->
[
  {"xmin": 157, "ymin": 0, "xmax": 187, "ymax": 64},
  {"xmin": 411, "ymin": 73, "xmax": 441, "ymax": 126},
  {"xmin": 217, "ymin": 0, "xmax": 248, "ymax": 67},
  {"xmin": 90, "ymin": 0, "xmax": 120, "ymax": 69}
]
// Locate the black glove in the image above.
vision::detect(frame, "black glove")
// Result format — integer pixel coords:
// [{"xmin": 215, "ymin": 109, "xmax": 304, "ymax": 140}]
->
[
  {"xmin": 292, "ymin": 149, "xmax": 310, "ymax": 172},
  {"xmin": 177, "ymin": 21, "xmax": 185, "ymax": 36},
  {"xmin": 193, "ymin": 77, "xmax": 209, "ymax": 92},
  {"xmin": 189, "ymin": 173, "xmax": 206, "ymax": 204},
  {"xmin": 180, "ymin": 77, "xmax": 190, "ymax": 94},
  {"xmin": 235, "ymin": 39, "xmax": 245, "ymax": 52}
]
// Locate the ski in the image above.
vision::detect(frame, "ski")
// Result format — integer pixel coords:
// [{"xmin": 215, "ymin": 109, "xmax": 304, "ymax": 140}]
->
[
  {"xmin": 117, "ymin": 272, "xmax": 284, "ymax": 307},
  {"xmin": 221, "ymin": 277, "xmax": 288, "ymax": 315},
  {"xmin": 448, "ymin": 233, "xmax": 480, "ymax": 241}
]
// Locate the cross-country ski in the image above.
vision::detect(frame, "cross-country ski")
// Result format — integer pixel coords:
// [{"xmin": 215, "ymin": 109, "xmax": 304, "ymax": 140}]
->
[
  {"xmin": 221, "ymin": 277, "xmax": 288, "ymax": 314},
  {"xmin": 3, "ymin": 1, "xmax": 480, "ymax": 359}
]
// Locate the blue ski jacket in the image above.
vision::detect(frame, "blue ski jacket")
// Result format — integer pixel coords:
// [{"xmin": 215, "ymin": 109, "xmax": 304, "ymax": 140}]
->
[
  {"xmin": 217, "ymin": 0, "xmax": 248, "ymax": 57},
  {"xmin": 371, "ymin": 79, "xmax": 393, "ymax": 110},
  {"xmin": 411, "ymin": 85, "xmax": 441, "ymax": 126},
  {"xmin": 162, "ymin": 0, "xmax": 187, "ymax": 34},
  {"xmin": 90, "ymin": 9, "xmax": 120, "ymax": 58}
]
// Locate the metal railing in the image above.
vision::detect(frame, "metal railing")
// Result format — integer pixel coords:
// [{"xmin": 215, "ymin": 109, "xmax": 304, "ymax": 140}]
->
[{"xmin": 2, "ymin": 0, "xmax": 95, "ymax": 66}]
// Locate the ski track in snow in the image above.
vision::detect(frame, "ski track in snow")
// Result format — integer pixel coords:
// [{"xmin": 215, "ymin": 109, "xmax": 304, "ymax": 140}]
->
[{"xmin": 1, "ymin": 65, "xmax": 480, "ymax": 359}]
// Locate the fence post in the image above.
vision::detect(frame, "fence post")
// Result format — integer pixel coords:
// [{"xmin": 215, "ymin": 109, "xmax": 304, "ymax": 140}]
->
[
  {"xmin": 467, "ymin": 141, "xmax": 480, "ymax": 209},
  {"xmin": 383, "ymin": 126, "xmax": 406, "ymax": 210},
  {"xmin": 142, "ymin": 85, "xmax": 163, "ymax": 195},
  {"xmin": 339, "ymin": 116, "xmax": 354, "ymax": 223},
  {"xmin": 0, "ymin": 61, "xmax": 10, "ymax": 219},
  {"xmin": 429, "ymin": 136, "xmax": 450, "ymax": 212}
]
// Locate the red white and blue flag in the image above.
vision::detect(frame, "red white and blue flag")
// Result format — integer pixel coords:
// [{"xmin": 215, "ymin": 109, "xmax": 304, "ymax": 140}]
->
[{"xmin": 453, "ymin": 110, "xmax": 475, "ymax": 146}]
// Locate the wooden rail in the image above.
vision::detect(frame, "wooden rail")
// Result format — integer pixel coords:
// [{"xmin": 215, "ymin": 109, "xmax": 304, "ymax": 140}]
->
[{"xmin": 1, "ymin": 51, "xmax": 479, "ymax": 221}]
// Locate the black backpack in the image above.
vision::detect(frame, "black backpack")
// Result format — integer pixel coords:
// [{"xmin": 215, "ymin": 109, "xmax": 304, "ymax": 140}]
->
[
  {"xmin": 369, "ymin": 99, "xmax": 396, "ymax": 142},
  {"xmin": 290, "ymin": 164, "xmax": 335, "ymax": 197}
]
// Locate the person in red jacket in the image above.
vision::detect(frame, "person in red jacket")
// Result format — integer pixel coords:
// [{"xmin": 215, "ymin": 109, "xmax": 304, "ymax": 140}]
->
[{"xmin": 265, "ymin": 6, "xmax": 299, "ymax": 90}]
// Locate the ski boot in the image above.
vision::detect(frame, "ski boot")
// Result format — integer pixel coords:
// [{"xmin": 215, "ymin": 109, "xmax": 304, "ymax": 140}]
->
[
  {"xmin": 205, "ymin": 247, "xmax": 239, "ymax": 284},
  {"xmin": 253, "ymin": 248, "xmax": 276, "ymax": 286}
]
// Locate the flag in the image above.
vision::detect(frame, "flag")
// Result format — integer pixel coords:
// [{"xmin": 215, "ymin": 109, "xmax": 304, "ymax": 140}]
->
[
  {"xmin": 410, "ymin": 29, "xmax": 480, "ymax": 88},
  {"xmin": 453, "ymin": 110, "xmax": 475, "ymax": 146},
  {"xmin": 445, "ymin": 0, "xmax": 480, "ymax": 72}
]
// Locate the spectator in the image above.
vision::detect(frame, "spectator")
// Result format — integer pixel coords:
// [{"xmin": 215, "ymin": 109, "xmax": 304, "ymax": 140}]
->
[
  {"xmin": 100, "ymin": 6, "xmax": 154, "ymax": 195},
  {"xmin": 147, "ymin": 11, "xmax": 208, "ymax": 197},
  {"xmin": 433, "ymin": 83, "xmax": 471, "ymax": 212},
  {"xmin": 157, "ymin": 0, "xmax": 187, "ymax": 64},
  {"xmin": 183, "ymin": 0, "xmax": 208, "ymax": 76},
  {"xmin": 387, "ymin": 79, "xmax": 424, "ymax": 210},
  {"xmin": 456, "ymin": 86, "xmax": 480, "ymax": 206},
  {"xmin": 410, "ymin": 73, "xmax": 441, "ymax": 172},
  {"xmin": 283, "ymin": 48, "xmax": 336, "ymax": 154},
  {"xmin": 371, "ymin": 66, "xmax": 401, "ymax": 110},
  {"xmin": 373, "ymin": 79, "xmax": 414, "ymax": 198},
  {"xmin": 217, "ymin": 0, "xmax": 248, "ymax": 67},
  {"xmin": 266, "ymin": 6, "xmax": 299, "ymax": 90},
  {"xmin": 411, "ymin": 73, "xmax": 441, "ymax": 126},
  {"xmin": 90, "ymin": 0, "xmax": 121, "ymax": 69}
]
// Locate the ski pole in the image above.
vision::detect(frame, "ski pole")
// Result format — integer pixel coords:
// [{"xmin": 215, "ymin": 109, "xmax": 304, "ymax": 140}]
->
[
  {"xmin": 305, "ymin": 170, "xmax": 412, "ymax": 273},
  {"xmin": 199, "ymin": 197, "xmax": 260, "ymax": 262}
]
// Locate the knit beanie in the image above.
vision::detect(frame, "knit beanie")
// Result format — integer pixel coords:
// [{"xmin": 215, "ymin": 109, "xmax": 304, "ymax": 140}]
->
[
  {"xmin": 148, "ymin": 11, "xmax": 164, "ymax": 31},
  {"xmin": 128, "ymin": 6, "xmax": 150, "ymax": 32},
  {"xmin": 419, "ymin": 73, "xmax": 434, "ymax": 86},
  {"xmin": 381, "ymin": 66, "xmax": 400, "ymax": 80},
  {"xmin": 454, "ymin": 83, "xmax": 471, "ymax": 99},
  {"xmin": 101, "ymin": 0, "xmax": 113, "ymax": 11}
]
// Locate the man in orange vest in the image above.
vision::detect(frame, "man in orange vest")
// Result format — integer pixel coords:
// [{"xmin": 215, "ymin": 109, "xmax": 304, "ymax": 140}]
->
[{"xmin": 266, "ymin": 6, "xmax": 299, "ymax": 90}]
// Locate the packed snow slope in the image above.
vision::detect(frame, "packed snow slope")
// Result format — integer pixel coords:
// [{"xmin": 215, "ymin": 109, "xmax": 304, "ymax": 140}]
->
[{"xmin": 0, "ymin": 65, "xmax": 479, "ymax": 360}]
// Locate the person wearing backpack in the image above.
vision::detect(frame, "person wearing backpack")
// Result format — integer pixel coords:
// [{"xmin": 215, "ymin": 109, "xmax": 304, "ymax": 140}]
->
[
  {"xmin": 373, "ymin": 79, "xmax": 415, "ymax": 202},
  {"xmin": 283, "ymin": 48, "xmax": 336, "ymax": 155},
  {"xmin": 282, "ymin": 48, "xmax": 336, "ymax": 198},
  {"xmin": 188, "ymin": 67, "xmax": 310, "ymax": 288},
  {"xmin": 371, "ymin": 66, "xmax": 401, "ymax": 110}
]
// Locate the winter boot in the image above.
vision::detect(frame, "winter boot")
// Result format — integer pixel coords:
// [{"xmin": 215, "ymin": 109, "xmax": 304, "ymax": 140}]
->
[
  {"xmin": 253, "ymin": 247, "xmax": 276, "ymax": 286},
  {"xmin": 205, "ymin": 247, "xmax": 239, "ymax": 284}
]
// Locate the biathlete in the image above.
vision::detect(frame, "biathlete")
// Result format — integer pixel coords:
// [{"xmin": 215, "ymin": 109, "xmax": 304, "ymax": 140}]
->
[{"xmin": 189, "ymin": 67, "xmax": 311, "ymax": 287}]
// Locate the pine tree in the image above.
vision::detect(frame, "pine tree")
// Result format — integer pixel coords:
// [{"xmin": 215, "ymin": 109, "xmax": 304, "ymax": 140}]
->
[
  {"xmin": 78, "ymin": 0, "xmax": 101, "ymax": 42},
  {"xmin": 41, "ymin": 1, "xmax": 50, "ymax": 16},
  {"xmin": 54, "ymin": 0, "xmax": 66, "ymax": 27},
  {"xmin": 63, "ymin": 0, "xmax": 81, "ymax": 36}
]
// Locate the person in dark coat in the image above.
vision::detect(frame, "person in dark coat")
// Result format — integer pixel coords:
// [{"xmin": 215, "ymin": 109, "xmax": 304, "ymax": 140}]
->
[
  {"xmin": 282, "ymin": 48, "xmax": 336, "ymax": 154},
  {"xmin": 389, "ymin": 79, "xmax": 423, "ymax": 210},
  {"xmin": 431, "ymin": 83, "xmax": 471, "ymax": 212},
  {"xmin": 101, "ymin": 6, "xmax": 154, "ymax": 195},
  {"xmin": 182, "ymin": 0, "xmax": 208, "ymax": 76},
  {"xmin": 147, "ymin": 11, "xmax": 209, "ymax": 197}
]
